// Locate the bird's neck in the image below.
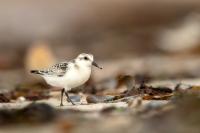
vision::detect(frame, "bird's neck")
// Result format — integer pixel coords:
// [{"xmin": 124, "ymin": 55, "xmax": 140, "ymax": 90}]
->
[{"xmin": 74, "ymin": 62, "xmax": 91, "ymax": 71}]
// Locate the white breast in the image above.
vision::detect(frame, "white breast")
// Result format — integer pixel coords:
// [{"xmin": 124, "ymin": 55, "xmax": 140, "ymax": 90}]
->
[{"xmin": 64, "ymin": 65, "xmax": 91, "ymax": 88}]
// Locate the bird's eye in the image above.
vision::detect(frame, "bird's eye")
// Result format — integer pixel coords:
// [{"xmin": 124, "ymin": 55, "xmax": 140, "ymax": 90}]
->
[{"xmin": 84, "ymin": 57, "xmax": 88, "ymax": 60}]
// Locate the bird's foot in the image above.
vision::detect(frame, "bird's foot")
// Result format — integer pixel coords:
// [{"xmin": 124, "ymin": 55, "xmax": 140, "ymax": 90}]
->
[
  {"xmin": 65, "ymin": 92, "xmax": 76, "ymax": 105},
  {"xmin": 66, "ymin": 98, "xmax": 76, "ymax": 105},
  {"xmin": 71, "ymin": 101, "xmax": 76, "ymax": 105}
]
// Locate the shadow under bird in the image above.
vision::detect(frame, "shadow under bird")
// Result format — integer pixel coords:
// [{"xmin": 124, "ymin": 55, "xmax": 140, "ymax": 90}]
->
[{"xmin": 30, "ymin": 53, "xmax": 102, "ymax": 106}]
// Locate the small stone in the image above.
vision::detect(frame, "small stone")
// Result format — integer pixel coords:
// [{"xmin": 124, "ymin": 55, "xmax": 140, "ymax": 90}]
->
[{"xmin": 17, "ymin": 96, "xmax": 26, "ymax": 102}]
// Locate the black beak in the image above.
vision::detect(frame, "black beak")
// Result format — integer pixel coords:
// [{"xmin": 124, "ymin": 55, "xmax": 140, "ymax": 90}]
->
[{"xmin": 92, "ymin": 61, "xmax": 102, "ymax": 69}]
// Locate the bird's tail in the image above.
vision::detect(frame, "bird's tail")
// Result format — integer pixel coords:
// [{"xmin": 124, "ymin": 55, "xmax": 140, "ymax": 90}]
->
[{"xmin": 30, "ymin": 70, "xmax": 42, "ymax": 75}]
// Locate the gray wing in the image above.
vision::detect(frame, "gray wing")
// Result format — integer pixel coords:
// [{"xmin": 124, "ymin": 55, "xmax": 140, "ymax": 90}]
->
[{"xmin": 31, "ymin": 62, "xmax": 69, "ymax": 77}]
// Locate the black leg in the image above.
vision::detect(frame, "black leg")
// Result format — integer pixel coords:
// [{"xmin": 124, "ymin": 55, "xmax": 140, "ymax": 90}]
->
[
  {"xmin": 60, "ymin": 88, "xmax": 64, "ymax": 106},
  {"xmin": 64, "ymin": 91, "xmax": 75, "ymax": 105}
]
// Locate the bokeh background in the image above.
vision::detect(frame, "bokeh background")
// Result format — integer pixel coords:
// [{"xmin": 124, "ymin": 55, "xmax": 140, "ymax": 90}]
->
[
  {"xmin": 0, "ymin": 0, "xmax": 200, "ymax": 89},
  {"xmin": 1, "ymin": 1, "xmax": 200, "ymax": 133}
]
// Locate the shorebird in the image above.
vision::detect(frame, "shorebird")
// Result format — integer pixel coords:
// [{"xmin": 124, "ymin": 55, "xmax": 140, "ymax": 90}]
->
[{"xmin": 30, "ymin": 53, "xmax": 102, "ymax": 106}]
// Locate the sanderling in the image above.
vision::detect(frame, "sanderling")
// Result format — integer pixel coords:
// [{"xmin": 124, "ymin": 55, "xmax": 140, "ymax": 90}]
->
[{"xmin": 30, "ymin": 53, "xmax": 102, "ymax": 106}]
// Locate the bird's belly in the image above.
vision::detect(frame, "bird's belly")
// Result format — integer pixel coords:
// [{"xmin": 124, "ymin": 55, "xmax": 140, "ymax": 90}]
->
[
  {"xmin": 66, "ymin": 76, "xmax": 89, "ymax": 88},
  {"xmin": 44, "ymin": 76, "xmax": 66, "ymax": 88},
  {"xmin": 64, "ymin": 69, "xmax": 91, "ymax": 88}
]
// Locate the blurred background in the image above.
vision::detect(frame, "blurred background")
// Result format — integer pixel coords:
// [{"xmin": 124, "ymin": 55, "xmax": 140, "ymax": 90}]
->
[
  {"xmin": 1, "ymin": 0, "xmax": 200, "ymax": 90},
  {"xmin": 2, "ymin": 1, "xmax": 200, "ymax": 133}
]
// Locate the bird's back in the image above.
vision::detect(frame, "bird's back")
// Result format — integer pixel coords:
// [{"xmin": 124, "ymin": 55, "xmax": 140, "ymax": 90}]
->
[{"xmin": 30, "ymin": 61, "xmax": 68, "ymax": 77}]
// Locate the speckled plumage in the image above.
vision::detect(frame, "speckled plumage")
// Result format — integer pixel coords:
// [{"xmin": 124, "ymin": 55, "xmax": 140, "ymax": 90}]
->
[{"xmin": 33, "ymin": 61, "xmax": 69, "ymax": 77}]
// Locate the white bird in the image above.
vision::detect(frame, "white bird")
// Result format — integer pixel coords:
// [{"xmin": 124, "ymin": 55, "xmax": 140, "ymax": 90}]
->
[{"xmin": 30, "ymin": 53, "xmax": 102, "ymax": 106}]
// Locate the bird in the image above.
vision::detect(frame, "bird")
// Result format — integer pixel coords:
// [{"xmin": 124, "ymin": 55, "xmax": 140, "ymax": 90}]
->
[{"xmin": 30, "ymin": 53, "xmax": 102, "ymax": 106}]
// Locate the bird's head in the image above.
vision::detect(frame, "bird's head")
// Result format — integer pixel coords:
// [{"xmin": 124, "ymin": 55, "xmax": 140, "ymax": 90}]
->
[{"xmin": 76, "ymin": 53, "xmax": 102, "ymax": 69}]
